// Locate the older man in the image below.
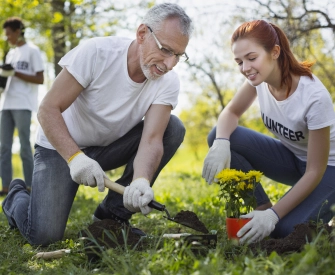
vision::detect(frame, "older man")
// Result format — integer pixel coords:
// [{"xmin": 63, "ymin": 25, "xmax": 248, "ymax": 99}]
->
[{"xmin": 2, "ymin": 3, "xmax": 193, "ymax": 245}]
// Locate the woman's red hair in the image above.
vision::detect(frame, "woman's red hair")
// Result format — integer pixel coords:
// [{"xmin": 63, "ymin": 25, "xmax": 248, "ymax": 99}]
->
[{"xmin": 231, "ymin": 20, "xmax": 314, "ymax": 98}]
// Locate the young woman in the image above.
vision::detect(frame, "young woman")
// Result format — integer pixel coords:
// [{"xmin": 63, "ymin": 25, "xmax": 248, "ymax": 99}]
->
[{"xmin": 202, "ymin": 20, "xmax": 335, "ymax": 244}]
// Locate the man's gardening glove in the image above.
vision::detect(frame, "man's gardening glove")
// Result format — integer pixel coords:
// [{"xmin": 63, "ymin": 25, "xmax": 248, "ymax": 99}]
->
[
  {"xmin": 0, "ymin": 64, "xmax": 15, "ymax": 77},
  {"xmin": 67, "ymin": 151, "xmax": 106, "ymax": 192},
  {"xmin": 123, "ymin": 178, "xmax": 153, "ymax": 215},
  {"xmin": 237, "ymin": 209, "xmax": 279, "ymax": 244},
  {"xmin": 202, "ymin": 139, "xmax": 231, "ymax": 184}
]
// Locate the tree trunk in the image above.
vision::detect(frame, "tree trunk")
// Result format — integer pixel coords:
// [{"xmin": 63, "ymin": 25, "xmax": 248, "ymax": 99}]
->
[{"xmin": 51, "ymin": 0, "xmax": 66, "ymax": 77}]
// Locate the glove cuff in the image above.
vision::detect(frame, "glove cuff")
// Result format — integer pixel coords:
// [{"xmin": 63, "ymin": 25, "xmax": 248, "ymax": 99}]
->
[
  {"xmin": 213, "ymin": 139, "xmax": 230, "ymax": 146},
  {"xmin": 131, "ymin": 177, "xmax": 150, "ymax": 186},
  {"xmin": 266, "ymin": 208, "xmax": 279, "ymax": 224},
  {"xmin": 269, "ymin": 208, "xmax": 280, "ymax": 221},
  {"xmin": 67, "ymin": 151, "xmax": 83, "ymax": 164}
]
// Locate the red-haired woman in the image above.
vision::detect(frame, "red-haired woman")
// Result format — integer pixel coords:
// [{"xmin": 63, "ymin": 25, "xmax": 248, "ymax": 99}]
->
[{"xmin": 202, "ymin": 20, "xmax": 335, "ymax": 244}]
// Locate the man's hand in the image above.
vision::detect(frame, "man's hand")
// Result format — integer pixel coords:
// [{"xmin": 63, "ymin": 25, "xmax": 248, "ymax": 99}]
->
[
  {"xmin": 0, "ymin": 64, "xmax": 15, "ymax": 77},
  {"xmin": 123, "ymin": 178, "xmax": 154, "ymax": 215},
  {"xmin": 237, "ymin": 209, "xmax": 279, "ymax": 244},
  {"xmin": 202, "ymin": 139, "xmax": 231, "ymax": 184},
  {"xmin": 67, "ymin": 152, "xmax": 106, "ymax": 192}
]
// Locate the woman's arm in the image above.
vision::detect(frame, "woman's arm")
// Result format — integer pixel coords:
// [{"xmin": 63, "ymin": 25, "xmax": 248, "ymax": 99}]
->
[{"xmin": 216, "ymin": 80, "xmax": 257, "ymax": 138}]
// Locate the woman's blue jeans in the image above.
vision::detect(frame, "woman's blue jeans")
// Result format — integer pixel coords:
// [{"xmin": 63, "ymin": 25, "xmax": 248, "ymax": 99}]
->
[
  {"xmin": 1, "ymin": 110, "xmax": 34, "ymax": 189},
  {"xmin": 208, "ymin": 126, "xmax": 335, "ymax": 238},
  {"xmin": 2, "ymin": 115, "xmax": 185, "ymax": 245}
]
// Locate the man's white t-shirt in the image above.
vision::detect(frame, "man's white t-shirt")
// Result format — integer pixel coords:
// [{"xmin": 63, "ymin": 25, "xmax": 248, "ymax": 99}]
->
[
  {"xmin": 0, "ymin": 42, "xmax": 44, "ymax": 112},
  {"xmin": 256, "ymin": 75, "xmax": 335, "ymax": 166},
  {"xmin": 36, "ymin": 36, "xmax": 180, "ymax": 149}
]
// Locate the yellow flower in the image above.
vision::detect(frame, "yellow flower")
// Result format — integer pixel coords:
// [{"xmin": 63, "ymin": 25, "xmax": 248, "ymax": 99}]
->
[
  {"xmin": 245, "ymin": 170, "xmax": 263, "ymax": 182},
  {"xmin": 247, "ymin": 183, "xmax": 254, "ymax": 189},
  {"xmin": 237, "ymin": 181, "xmax": 246, "ymax": 190},
  {"xmin": 216, "ymin": 168, "xmax": 240, "ymax": 182}
]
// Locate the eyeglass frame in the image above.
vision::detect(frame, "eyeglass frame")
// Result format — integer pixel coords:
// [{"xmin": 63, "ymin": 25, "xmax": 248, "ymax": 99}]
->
[{"xmin": 146, "ymin": 25, "xmax": 189, "ymax": 62}]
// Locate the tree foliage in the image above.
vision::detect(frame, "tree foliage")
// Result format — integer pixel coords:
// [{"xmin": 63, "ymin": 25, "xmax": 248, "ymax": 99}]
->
[{"xmin": 0, "ymin": 0, "xmax": 154, "ymax": 76}]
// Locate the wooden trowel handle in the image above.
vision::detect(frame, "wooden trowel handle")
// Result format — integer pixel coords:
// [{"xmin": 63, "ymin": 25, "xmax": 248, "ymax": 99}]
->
[{"xmin": 104, "ymin": 177, "xmax": 166, "ymax": 212}]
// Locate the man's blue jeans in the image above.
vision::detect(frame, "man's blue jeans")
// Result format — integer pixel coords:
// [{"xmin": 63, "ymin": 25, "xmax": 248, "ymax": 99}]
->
[
  {"xmin": 1, "ymin": 110, "xmax": 34, "ymax": 189},
  {"xmin": 2, "ymin": 115, "xmax": 185, "ymax": 245},
  {"xmin": 208, "ymin": 126, "xmax": 335, "ymax": 238}
]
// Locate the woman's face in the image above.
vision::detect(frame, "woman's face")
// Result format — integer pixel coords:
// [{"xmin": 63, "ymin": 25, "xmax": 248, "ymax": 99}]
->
[{"xmin": 232, "ymin": 38, "xmax": 279, "ymax": 86}]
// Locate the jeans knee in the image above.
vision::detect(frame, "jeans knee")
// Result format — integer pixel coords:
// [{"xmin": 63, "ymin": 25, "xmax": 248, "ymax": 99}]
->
[
  {"xmin": 271, "ymin": 220, "xmax": 295, "ymax": 238},
  {"xmin": 167, "ymin": 115, "xmax": 185, "ymax": 144},
  {"xmin": 29, "ymin": 230, "xmax": 64, "ymax": 246},
  {"xmin": 207, "ymin": 127, "xmax": 216, "ymax": 147}
]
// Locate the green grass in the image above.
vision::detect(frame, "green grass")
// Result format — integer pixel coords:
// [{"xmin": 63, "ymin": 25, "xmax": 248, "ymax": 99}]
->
[{"xmin": 0, "ymin": 149, "xmax": 334, "ymax": 275}]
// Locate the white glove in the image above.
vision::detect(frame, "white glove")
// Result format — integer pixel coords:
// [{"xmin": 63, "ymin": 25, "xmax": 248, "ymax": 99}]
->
[
  {"xmin": 237, "ymin": 209, "xmax": 279, "ymax": 244},
  {"xmin": 202, "ymin": 139, "xmax": 231, "ymax": 184},
  {"xmin": 123, "ymin": 178, "xmax": 154, "ymax": 215},
  {"xmin": 68, "ymin": 152, "xmax": 106, "ymax": 192},
  {"xmin": 0, "ymin": 64, "xmax": 15, "ymax": 77}
]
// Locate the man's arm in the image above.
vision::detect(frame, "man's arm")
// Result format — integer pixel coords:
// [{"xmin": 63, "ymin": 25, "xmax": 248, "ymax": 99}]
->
[
  {"xmin": 123, "ymin": 103, "xmax": 172, "ymax": 214},
  {"xmin": 133, "ymin": 104, "xmax": 172, "ymax": 181},
  {"xmin": 37, "ymin": 67, "xmax": 83, "ymax": 161}
]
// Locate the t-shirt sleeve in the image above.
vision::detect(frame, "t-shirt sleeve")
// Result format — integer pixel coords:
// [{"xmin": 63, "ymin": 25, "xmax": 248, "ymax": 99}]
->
[
  {"xmin": 306, "ymin": 88, "xmax": 335, "ymax": 130},
  {"xmin": 31, "ymin": 47, "xmax": 44, "ymax": 73},
  {"xmin": 152, "ymin": 72, "xmax": 180, "ymax": 109},
  {"xmin": 58, "ymin": 39, "xmax": 98, "ymax": 88}
]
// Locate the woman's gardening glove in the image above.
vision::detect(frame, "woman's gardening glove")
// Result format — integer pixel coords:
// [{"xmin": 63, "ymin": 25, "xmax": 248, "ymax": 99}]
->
[
  {"xmin": 67, "ymin": 151, "xmax": 106, "ymax": 192},
  {"xmin": 202, "ymin": 139, "xmax": 231, "ymax": 184},
  {"xmin": 123, "ymin": 178, "xmax": 153, "ymax": 215},
  {"xmin": 237, "ymin": 209, "xmax": 279, "ymax": 244}
]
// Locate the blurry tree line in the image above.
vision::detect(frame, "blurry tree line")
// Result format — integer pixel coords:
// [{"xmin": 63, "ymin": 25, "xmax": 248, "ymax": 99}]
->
[{"xmin": 0, "ymin": 0, "xmax": 334, "ymax": 159}]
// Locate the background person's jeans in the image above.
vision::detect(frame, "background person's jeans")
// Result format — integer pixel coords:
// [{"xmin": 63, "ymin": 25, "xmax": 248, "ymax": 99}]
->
[
  {"xmin": 208, "ymin": 126, "xmax": 335, "ymax": 238},
  {"xmin": 2, "ymin": 115, "xmax": 185, "ymax": 245},
  {"xmin": 1, "ymin": 110, "xmax": 33, "ymax": 189}
]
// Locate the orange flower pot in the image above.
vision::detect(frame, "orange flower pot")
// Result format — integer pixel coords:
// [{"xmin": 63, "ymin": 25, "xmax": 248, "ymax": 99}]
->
[{"xmin": 226, "ymin": 217, "xmax": 251, "ymax": 239}]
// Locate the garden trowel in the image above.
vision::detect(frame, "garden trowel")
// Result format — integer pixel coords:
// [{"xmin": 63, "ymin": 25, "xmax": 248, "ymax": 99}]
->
[{"xmin": 104, "ymin": 177, "xmax": 205, "ymax": 233}]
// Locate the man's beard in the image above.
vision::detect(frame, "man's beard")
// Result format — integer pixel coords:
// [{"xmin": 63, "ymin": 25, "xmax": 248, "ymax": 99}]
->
[{"xmin": 139, "ymin": 47, "xmax": 161, "ymax": 80}]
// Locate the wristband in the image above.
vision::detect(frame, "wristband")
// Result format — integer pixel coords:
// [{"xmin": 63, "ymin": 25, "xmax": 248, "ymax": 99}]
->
[
  {"xmin": 270, "ymin": 207, "xmax": 280, "ymax": 221},
  {"xmin": 67, "ymin": 151, "xmax": 83, "ymax": 164},
  {"xmin": 215, "ymin": 138, "xmax": 229, "ymax": 141}
]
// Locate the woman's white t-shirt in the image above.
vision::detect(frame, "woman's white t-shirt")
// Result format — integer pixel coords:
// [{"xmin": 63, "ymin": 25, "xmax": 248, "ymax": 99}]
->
[
  {"xmin": 36, "ymin": 36, "xmax": 180, "ymax": 149},
  {"xmin": 256, "ymin": 75, "xmax": 335, "ymax": 166}
]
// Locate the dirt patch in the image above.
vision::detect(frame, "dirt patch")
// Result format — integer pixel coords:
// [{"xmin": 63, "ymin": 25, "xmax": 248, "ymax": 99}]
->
[
  {"xmin": 79, "ymin": 219, "xmax": 146, "ymax": 261},
  {"xmin": 248, "ymin": 222, "xmax": 333, "ymax": 255},
  {"xmin": 173, "ymin": 210, "xmax": 209, "ymax": 234}
]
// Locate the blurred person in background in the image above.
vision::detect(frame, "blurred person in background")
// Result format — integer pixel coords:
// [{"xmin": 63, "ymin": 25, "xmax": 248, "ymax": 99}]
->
[{"xmin": 0, "ymin": 17, "xmax": 44, "ymax": 196}]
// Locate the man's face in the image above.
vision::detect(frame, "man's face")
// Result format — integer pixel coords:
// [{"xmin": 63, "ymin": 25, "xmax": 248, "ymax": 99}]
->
[
  {"xmin": 4, "ymin": 27, "xmax": 21, "ymax": 46},
  {"xmin": 139, "ymin": 19, "xmax": 189, "ymax": 80}
]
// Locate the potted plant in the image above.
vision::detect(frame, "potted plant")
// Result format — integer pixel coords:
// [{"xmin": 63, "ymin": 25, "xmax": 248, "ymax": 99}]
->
[{"xmin": 215, "ymin": 169, "xmax": 263, "ymax": 239}]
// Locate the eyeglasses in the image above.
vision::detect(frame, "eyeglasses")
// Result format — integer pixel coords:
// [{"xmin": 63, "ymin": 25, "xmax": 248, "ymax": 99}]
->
[{"xmin": 147, "ymin": 26, "xmax": 189, "ymax": 62}]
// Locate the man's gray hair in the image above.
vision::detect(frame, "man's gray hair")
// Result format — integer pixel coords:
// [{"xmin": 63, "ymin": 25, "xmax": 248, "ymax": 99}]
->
[{"xmin": 142, "ymin": 3, "xmax": 193, "ymax": 37}]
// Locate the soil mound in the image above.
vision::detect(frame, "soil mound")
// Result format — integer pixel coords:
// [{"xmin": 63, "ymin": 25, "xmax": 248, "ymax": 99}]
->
[{"xmin": 248, "ymin": 222, "xmax": 332, "ymax": 255}]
